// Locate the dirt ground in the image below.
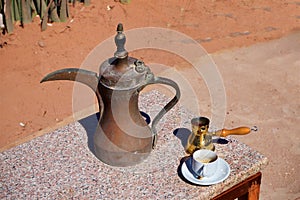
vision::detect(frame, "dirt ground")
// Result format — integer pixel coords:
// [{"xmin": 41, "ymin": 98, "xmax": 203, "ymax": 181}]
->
[
  {"xmin": 0, "ymin": 0, "xmax": 299, "ymax": 198},
  {"xmin": 1, "ymin": 0, "xmax": 299, "ymax": 149}
]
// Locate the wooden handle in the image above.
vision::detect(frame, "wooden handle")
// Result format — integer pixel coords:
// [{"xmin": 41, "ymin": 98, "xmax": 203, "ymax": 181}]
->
[{"xmin": 219, "ymin": 127, "xmax": 251, "ymax": 137}]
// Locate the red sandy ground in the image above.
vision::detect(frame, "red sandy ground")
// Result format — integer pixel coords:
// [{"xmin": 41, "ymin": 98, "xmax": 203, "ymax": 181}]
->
[{"xmin": 0, "ymin": 0, "xmax": 299, "ymax": 150}]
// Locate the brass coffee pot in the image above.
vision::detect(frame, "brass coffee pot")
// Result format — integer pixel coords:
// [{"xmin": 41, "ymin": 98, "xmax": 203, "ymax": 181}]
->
[
  {"xmin": 185, "ymin": 117, "xmax": 257, "ymax": 154},
  {"xmin": 41, "ymin": 23, "xmax": 181, "ymax": 167}
]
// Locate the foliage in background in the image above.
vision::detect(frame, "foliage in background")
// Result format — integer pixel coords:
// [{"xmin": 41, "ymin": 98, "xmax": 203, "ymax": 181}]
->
[{"xmin": 0, "ymin": 0, "xmax": 90, "ymax": 33}]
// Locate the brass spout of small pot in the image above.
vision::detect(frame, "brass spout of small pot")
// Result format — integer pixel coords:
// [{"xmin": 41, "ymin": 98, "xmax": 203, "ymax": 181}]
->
[{"xmin": 211, "ymin": 126, "xmax": 258, "ymax": 137}]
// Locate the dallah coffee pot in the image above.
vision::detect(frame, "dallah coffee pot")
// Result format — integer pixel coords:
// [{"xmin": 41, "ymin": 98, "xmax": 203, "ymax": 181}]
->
[{"xmin": 41, "ymin": 24, "xmax": 181, "ymax": 167}]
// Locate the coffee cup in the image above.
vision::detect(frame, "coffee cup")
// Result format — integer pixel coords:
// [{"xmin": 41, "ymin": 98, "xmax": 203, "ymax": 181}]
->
[{"xmin": 191, "ymin": 149, "xmax": 219, "ymax": 178}]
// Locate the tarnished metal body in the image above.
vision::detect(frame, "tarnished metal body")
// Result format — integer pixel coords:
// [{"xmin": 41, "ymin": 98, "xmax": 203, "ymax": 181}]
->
[{"xmin": 41, "ymin": 24, "xmax": 181, "ymax": 167}]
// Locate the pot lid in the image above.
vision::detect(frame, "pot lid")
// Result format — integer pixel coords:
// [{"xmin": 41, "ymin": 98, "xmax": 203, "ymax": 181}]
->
[{"xmin": 99, "ymin": 23, "xmax": 152, "ymax": 90}]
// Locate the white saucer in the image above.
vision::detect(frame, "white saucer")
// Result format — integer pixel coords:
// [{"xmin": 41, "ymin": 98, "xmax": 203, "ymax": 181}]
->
[{"xmin": 181, "ymin": 157, "xmax": 230, "ymax": 185}]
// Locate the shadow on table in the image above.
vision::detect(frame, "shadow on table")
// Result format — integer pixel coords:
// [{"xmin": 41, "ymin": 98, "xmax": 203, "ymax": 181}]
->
[
  {"xmin": 78, "ymin": 111, "xmax": 152, "ymax": 156},
  {"xmin": 78, "ymin": 112, "xmax": 100, "ymax": 155}
]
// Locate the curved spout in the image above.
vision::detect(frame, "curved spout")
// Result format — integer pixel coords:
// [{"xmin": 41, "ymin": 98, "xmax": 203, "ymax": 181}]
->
[
  {"xmin": 41, "ymin": 68, "xmax": 102, "ymax": 111},
  {"xmin": 41, "ymin": 68, "xmax": 99, "ymax": 91}
]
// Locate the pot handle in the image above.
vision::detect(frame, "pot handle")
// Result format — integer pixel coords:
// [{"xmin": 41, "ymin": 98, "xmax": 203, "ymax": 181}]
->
[{"xmin": 143, "ymin": 75, "xmax": 181, "ymax": 148}]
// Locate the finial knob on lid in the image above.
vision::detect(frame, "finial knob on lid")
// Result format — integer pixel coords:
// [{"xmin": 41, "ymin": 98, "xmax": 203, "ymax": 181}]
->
[{"xmin": 114, "ymin": 23, "xmax": 128, "ymax": 58}]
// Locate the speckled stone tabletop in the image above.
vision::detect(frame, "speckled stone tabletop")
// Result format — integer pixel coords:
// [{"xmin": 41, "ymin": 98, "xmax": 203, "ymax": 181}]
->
[{"xmin": 0, "ymin": 91, "xmax": 268, "ymax": 199}]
